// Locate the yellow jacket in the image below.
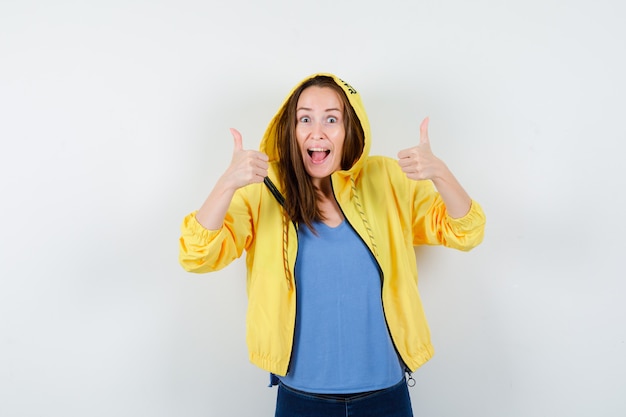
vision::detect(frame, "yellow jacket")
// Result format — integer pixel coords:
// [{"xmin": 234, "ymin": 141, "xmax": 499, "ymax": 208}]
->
[{"xmin": 179, "ymin": 73, "xmax": 486, "ymax": 376}]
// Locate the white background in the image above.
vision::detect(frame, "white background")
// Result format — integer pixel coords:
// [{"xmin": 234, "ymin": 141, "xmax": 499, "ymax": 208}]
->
[{"xmin": 1, "ymin": 1, "xmax": 625, "ymax": 416}]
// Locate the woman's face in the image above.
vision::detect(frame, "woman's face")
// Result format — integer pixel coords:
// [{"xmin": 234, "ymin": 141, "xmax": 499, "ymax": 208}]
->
[{"xmin": 295, "ymin": 86, "xmax": 346, "ymax": 187}]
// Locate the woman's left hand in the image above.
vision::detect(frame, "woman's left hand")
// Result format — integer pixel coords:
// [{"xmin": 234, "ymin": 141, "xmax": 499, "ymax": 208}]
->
[
  {"xmin": 397, "ymin": 117, "xmax": 473, "ymax": 218},
  {"xmin": 397, "ymin": 117, "xmax": 444, "ymax": 181}
]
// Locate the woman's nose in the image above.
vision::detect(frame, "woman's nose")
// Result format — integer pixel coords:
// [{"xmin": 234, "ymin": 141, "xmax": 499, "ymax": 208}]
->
[{"xmin": 311, "ymin": 121, "xmax": 324, "ymax": 139}]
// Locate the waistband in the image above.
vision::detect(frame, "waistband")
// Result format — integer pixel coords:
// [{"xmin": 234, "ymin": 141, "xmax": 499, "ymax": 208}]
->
[{"xmin": 278, "ymin": 377, "xmax": 407, "ymax": 402}]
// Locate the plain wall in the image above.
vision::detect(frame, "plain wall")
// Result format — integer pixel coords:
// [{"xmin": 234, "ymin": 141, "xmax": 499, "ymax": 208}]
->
[{"xmin": 1, "ymin": 0, "xmax": 624, "ymax": 416}]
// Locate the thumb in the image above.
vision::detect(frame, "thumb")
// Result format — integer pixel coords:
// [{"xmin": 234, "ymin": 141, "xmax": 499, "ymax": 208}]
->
[
  {"xmin": 419, "ymin": 117, "xmax": 430, "ymax": 145},
  {"xmin": 230, "ymin": 128, "xmax": 243, "ymax": 151}
]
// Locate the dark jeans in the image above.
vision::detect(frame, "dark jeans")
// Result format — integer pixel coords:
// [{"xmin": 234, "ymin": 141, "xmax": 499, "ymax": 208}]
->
[{"xmin": 274, "ymin": 378, "xmax": 414, "ymax": 417}]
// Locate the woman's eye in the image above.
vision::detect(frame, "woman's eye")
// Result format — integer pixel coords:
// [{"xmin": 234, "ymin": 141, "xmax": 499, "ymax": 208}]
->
[
  {"xmin": 299, "ymin": 116, "xmax": 310, "ymax": 123},
  {"xmin": 327, "ymin": 117, "xmax": 337, "ymax": 123}
]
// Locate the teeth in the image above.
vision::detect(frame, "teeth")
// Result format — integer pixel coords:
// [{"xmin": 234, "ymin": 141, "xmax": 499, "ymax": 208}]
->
[{"xmin": 307, "ymin": 148, "xmax": 331, "ymax": 157}]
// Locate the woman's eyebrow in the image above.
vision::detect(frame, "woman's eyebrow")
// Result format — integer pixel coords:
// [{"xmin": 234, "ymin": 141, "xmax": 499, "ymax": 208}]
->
[{"xmin": 296, "ymin": 107, "xmax": 342, "ymax": 112}]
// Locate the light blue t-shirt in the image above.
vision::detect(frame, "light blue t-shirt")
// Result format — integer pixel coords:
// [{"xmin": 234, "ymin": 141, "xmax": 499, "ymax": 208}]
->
[{"xmin": 278, "ymin": 220, "xmax": 403, "ymax": 393}]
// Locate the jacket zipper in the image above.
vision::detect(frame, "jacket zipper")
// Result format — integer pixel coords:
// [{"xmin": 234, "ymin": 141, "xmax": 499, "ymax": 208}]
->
[{"xmin": 285, "ymin": 221, "xmax": 299, "ymax": 376}]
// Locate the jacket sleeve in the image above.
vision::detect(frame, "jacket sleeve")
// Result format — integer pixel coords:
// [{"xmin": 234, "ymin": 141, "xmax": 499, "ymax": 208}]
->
[
  {"xmin": 411, "ymin": 180, "xmax": 486, "ymax": 251},
  {"xmin": 178, "ymin": 188, "xmax": 254, "ymax": 273}
]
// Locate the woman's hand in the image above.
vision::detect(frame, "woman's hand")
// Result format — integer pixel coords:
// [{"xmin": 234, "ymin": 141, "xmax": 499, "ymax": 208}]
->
[
  {"xmin": 397, "ymin": 118, "xmax": 472, "ymax": 218},
  {"xmin": 397, "ymin": 117, "xmax": 444, "ymax": 181},
  {"xmin": 195, "ymin": 129, "xmax": 268, "ymax": 230},
  {"xmin": 221, "ymin": 128, "xmax": 269, "ymax": 190}
]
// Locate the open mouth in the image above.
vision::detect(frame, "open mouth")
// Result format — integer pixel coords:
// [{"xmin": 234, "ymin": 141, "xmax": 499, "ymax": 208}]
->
[{"xmin": 307, "ymin": 147, "xmax": 331, "ymax": 163}]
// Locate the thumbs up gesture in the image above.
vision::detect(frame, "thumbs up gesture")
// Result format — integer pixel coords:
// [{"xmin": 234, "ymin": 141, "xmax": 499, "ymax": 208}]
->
[
  {"xmin": 222, "ymin": 128, "xmax": 269, "ymax": 189},
  {"xmin": 397, "ymin": 118, "xmax": 444, "ymax": 181}
]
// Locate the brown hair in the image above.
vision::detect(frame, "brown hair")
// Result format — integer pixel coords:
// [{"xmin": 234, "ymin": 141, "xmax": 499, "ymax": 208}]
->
[{"xmin": 274, "ymin": 75, "xmax": 365, "ymax": 230}]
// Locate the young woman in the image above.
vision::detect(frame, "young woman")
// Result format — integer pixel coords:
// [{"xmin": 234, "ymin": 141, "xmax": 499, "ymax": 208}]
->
[{"xmin": 179, "ymin": 74, "xmax": 486, "ymax": 417}]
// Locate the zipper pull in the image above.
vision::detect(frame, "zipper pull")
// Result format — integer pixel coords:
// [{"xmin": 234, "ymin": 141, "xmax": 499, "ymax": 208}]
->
[{"xmin": 406, "ymin": 370, "xmax": 416, "ymax": 387}]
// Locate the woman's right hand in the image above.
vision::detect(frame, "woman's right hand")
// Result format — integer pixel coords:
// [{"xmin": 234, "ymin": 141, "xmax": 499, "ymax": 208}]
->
[
  {"xmin": 221, "ymin": 128, "xmax": 269, "ymax": 190},
  {"xmin": 194, "ymin": 129, "xmax": 268, "ymax": 230}
]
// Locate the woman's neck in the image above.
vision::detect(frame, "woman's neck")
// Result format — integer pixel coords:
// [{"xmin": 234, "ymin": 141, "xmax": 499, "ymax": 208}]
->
[{"xmin": 314, "ymin": 176, "xmax": 344, "ymax": 227}]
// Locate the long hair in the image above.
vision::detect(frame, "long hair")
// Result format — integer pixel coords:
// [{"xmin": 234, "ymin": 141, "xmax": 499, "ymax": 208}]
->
[{"xmin": 274, "ymin": 75, "xmax": 365, "ymax": 230}]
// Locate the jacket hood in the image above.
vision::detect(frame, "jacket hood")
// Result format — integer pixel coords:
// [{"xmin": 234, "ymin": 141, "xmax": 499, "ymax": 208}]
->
[{"xmin": 259, "ymin": 73, "xmax": 371, "ymax": 179}]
